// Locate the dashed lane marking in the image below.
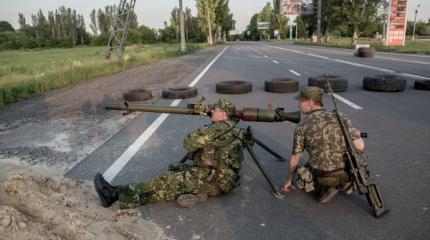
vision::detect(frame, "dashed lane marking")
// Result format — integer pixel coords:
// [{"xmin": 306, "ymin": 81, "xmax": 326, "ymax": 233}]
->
[
  {"xmin": 103, "ymin": 46, "xmax": 229, "ymax": 182},
  {"xmin": 262, "ymin": 44, "xmax": 430, "ymax": 80},
  {"xmin": 272, "ymin": 60, "xmax": 279, "ymax": 64},
  {"xmin": 289, "ymin": 70, "xmax": 301, "ymax": 76}
]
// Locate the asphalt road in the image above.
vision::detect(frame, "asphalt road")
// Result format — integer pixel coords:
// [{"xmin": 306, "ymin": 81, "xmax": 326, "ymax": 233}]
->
[{"xmin": 66, "ymin": 42, "xmax": 430, "ymax": 240}]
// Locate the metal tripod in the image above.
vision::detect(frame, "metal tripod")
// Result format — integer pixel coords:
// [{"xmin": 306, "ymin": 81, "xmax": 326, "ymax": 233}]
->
[{"xmin": 240, "ymin": 126, "xmax": 286, "ymax": 199}]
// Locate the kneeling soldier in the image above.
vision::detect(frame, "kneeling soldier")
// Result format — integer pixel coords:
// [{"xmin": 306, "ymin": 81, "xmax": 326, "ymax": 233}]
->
[{"xmin": 282, "ymin": 87, "xmax": 365, "ymax": 202}]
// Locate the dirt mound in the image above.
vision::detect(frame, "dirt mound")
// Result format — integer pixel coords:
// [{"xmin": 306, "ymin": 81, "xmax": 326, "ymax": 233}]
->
[{"xmin": 0, "ymin": 173, "xmax": 170, "ymax": 240}]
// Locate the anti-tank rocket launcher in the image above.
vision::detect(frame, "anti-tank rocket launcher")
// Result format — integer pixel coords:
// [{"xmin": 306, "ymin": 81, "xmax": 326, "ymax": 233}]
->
[{"xmin": 105, "ymin": 97, "xmax": 301, "ymax": 124}]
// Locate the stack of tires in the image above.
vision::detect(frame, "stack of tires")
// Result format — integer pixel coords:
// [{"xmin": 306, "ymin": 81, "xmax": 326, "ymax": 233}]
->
[
  {"xmin": 363, "ymin": 75, "xmax": 406, "ymax": 92},
  {"xmin": 308, "ymin": 75, "xmax": 348, "ymax": 92},
  {"xmin": 215, "ymin": 81, "xmax": 253, "ymax": 94},
  {"xmin": 265, "ymin": 78, "xmax": 299, "ymax": 93},
  {"xmin": 357, "ymin": 47, "xmax": 375, "ymax": 58}
]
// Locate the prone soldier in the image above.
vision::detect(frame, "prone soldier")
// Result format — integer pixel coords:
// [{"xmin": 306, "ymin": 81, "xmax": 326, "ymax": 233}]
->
[{"xmin": 94, "ymin": 99, "xmax": 245, "ymax": 209}]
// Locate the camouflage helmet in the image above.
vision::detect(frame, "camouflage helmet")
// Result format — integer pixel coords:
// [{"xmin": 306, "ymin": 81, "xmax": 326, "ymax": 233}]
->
[
  {"xmin": 294, "ymin": 87, "xmax": 324, "ymax": 105},
  {"xmin": 209, "ymin": 99, "xmax": 235, "ymax": 113}
]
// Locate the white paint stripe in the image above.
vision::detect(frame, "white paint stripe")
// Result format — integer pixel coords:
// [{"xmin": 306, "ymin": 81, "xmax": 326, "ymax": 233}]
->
[
  {"xmin": 262, "ymin": 44, "xmax": 399, "ymax": 74},
  {"xmin": 189, "ymin": 46, "xmax": 229, "ymax": 87},
  {"xmin": 401, "ymin": 73, "xmax": 430, "ymax": 80},
  {"xmin": 289, "ymin": 69, "xmax": 301, "ymax": 76},
  {"xmin": 333, "ymin": 94, "xmax": 363, "ymax": 110},
  {"xmin": 306, "ymin": 53, "xmax": 330, "ymax": 60},
  {"xmin": 377, "ymin": 56, "xmax": 430, "ymax": 65},
  {"xmin": 103, "ymin": 47, "xmax": 229, "ymax": 182},
  {"xmin": 264, "ymin": 55, "xmax": 268, "ymax": 58},
  {"xmin": 272, "ymin": 60, "xmax": 279, "ymax": 64}
]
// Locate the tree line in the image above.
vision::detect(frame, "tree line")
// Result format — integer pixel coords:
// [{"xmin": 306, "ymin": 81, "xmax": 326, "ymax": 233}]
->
[
  {"xmin": 244, "ymin": 0, "xmax": 430, "ymax": 43},
  {"xmin": 0, "ymin": 0, "xmax": 236, "ymax": 50}
]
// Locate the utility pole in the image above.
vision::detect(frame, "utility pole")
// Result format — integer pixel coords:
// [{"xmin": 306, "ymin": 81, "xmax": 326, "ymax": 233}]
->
[
  {"xmin": 105, "ymin": 0, "xmax": 136, "ymax": 59},
  {"xmin": 412, "ymin": 4, "xmax": 421, "ymax": 41},
  {"xmin": 317, "ymin": 0, "xmax": 322, "ymax": 43},
  {"xmin": 179, "ymin": 0, "xmax": 186, "ymax": 52}
]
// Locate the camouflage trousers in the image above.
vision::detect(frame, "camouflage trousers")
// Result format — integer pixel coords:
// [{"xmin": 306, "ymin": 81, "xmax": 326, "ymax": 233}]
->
[
  {"xmin": 118, "ymin": 163, "xmax": 237, "ymax": 209},
  {"xmin": 296, "ymin": 165, "xmax": 349, "ymax": 192}
]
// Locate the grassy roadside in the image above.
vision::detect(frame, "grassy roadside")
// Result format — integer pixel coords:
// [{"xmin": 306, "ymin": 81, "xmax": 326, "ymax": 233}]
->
[
  {"xmin": 293, "ymin": 37, "xmax": 430, "ymax": 55},
  {"xmin": 0, "ymin": 43, "xmax": 210, "ymax": 108}
]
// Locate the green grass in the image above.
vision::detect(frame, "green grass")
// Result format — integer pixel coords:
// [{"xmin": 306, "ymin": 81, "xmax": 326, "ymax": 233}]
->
[
  {"xmin": 0, "ymin": 43, "xmax": 209, "ymax": 107},
  {"xmin": 294, "ymin": 37, "xmax": 430, "ymax": 55}
]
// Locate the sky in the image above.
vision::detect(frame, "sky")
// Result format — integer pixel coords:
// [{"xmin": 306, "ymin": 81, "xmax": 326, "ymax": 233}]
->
[{"xmin": 0, "ymin": 0, "xmax": 429, "ymax": 32}]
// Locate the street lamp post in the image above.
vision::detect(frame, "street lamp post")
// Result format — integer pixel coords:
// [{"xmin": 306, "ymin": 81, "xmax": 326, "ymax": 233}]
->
[{"xmin": 412, "ymin": 4, "xmax": 420, "ymax": 41}]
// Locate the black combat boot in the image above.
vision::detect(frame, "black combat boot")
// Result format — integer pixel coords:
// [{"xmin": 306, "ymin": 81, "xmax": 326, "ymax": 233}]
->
[{"xmin": 94, "ymin": 173, "xmax": 119, "ymax": 208}]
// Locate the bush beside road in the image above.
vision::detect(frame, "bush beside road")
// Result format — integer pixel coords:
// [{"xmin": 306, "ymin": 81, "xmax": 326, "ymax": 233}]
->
[
  {"xmin": 294, "ymin": 37, "xmax": 430, "ymax": 55},
  {"xmin": 0, "ymin": 43, "xmax": 209, "ymax": 108}
]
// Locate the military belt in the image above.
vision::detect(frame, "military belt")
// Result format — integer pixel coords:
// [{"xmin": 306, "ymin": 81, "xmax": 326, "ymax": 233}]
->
[{"xmin": 311, "ymin": 168, "xmax": 346, "ymax": 177}]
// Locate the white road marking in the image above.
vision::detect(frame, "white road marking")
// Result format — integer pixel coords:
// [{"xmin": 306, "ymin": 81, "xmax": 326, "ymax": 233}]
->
[
  {"xmin": 272, "ymin": 60, "xmax": 279, "ymax": 64},
  {"xmin": 306, "ymin": 53, "xmax": 330, "ymax": 60},
  {"xmin": 103, "ymin": 46, "xmax": 229, "ymax": 182},
  {"xmin": 377, "ymin": 56, "xmax": 430, "ymax": 65},
  {"xmin": 289, "ymin": 70, "xmax": 301, "ymax": 76},
  {"xmin": 332, "ymin": 94, "xmax": 363, "ymax": 110},
  {"xmin": 264, "ymin": 55, "xmax": 268, "ymax": 58},
  {"xmin": 263, "ymin": 44, "xmax": 399, "ymax": 74},
  {"xmin": 262, "ymin": 43, "xmax": 430, "ymax": 79},
  {"xmin": 401, "ymin": 73, "xmax": 430, "ymax": 80}
]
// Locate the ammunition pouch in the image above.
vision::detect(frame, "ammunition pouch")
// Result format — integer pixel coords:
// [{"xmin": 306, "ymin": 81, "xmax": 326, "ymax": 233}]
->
[{"xmin": 192, "ymin": 144, "xmax": 217, "ymax": 168}]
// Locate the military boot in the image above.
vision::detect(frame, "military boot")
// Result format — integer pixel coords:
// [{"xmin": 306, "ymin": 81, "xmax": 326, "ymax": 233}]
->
[
  {"xmin": 318, "ymin": 187, "xmax": 338, "ymax": 203},
  {"xmin": 94, "ymin": 173, "xmax": 119, "ymax": 208},
  {"xmin": 176, "ymin": 193, "xmax": 208, "ymax": 208}
]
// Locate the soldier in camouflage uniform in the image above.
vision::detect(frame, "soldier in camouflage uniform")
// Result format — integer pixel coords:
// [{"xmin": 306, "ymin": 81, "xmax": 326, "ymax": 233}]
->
[
  {"xmin": 94, "ymin": 99, "xmax": 244, "ymax": 209},
  {"xmin": 282, "ymin": 87, "xmax": 365, "ymax": 203}
]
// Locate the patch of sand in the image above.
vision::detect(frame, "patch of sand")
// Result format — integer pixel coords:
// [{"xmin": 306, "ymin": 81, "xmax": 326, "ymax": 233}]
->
[{"xmin": 0, "ymin": 169, "xmax": 170, "ymax": 240}]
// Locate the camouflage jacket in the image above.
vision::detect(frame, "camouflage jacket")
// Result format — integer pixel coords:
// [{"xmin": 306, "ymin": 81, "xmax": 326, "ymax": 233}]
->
[
  {"xmin": 292, "ymin": 109, "xmax": 359, "ymax": 171},
  {"xmin": 183, "ymin": 120, "xmax": 244, "ymax": 171}
]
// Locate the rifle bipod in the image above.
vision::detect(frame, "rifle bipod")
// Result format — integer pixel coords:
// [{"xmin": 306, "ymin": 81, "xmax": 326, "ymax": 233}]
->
[{"xmin": 241, "ymin": 126, "xmax": 286, "ymax": 199}]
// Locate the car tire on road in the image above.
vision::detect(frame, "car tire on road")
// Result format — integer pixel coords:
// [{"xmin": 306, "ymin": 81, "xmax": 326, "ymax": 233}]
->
[
  {"xmin": 123, "ymin": 89, "xmax": 152, "ymax": 101},
  {"xmin": 162, "ymin": 87, "xmax": 198, "ymax": 99},
  {"xmin": 308, "ymin": 75, "xmax": 348, "ymax": 92},
  {"xmin": 414, "ymin": 80, "xmax": 430, "ymax": 91},
  {"xmin": 363, "ymin": 75, "xmax": 407, "ymax": 92},
  {"xmin": 265, "ymin": 78, "xmax": 299, "ymax": 93},
  {"xmin": 215, "ymin": 81, "xmax": 253, "ymax": 94},
  {"xmin": 357, "ymin": 47, "xmax": 375, "ymax": 58}
]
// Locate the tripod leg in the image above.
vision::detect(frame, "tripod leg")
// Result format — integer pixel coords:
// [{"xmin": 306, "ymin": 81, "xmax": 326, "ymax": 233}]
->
[
  {"xmin": 244, "ymin": 143, "xmax": 285, "ymax": 199},
  {"xmin": 254, "ymin": 138, "xmax": 286, "ymax": 161}
]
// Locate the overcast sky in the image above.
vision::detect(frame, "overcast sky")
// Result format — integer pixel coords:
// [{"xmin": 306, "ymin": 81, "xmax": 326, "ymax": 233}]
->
[{"xmin": 0, "ymin": 0, "xmax": 428, "ymax": 32}]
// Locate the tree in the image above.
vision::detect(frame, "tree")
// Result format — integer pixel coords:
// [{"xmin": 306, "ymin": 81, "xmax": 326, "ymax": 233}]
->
[
  {"xmin": 197, "ymin": 0, "xmax": 219, "ymax": 44},
  {"xmin": 335, "ymin": 0, "xmax": 381, "ymax": 44},
  {"xmin": 215, "ymin": 0, "xmax": 235, "ymax": 41},
  {"xmin": 258, "ymin": 2, "xmax": 272, "ymax": 40},
  {"xmin": 247, "ymin": 13, "xmax": 260, "ymax": 41},
  {"xmin": 169, "ymin": 7, "xmax": 181, "ymax": 40},
  {"xmin": 90, "ymin": 9, "xmax": 98, "ymax": 36},
  {"xmin": 0, "ymin": 21, "xmax": 14, "ymax": 32}
]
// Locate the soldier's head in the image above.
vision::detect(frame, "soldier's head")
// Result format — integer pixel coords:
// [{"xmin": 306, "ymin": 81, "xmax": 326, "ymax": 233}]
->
[
  {"xmin": 295, "ymin": 87, "xmax": 324, "ymax": 113},
  {"xmin": 209, "ymin": 99, "xmax": 235, "ymax": 122}
]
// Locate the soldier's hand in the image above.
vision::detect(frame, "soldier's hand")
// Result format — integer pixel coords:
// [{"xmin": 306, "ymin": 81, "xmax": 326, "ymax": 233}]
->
[{"xmin": 282, "ymin": 181, "xmax": 296, "ymax": 192}]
